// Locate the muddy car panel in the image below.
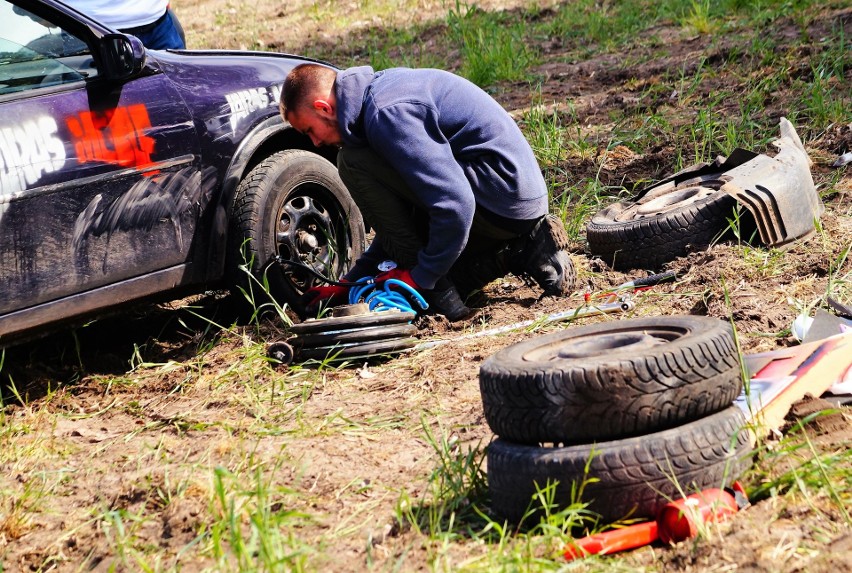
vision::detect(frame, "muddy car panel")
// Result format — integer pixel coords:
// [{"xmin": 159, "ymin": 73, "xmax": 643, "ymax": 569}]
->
[
  {"xmin": 1, "ymin": 69, "xmax": 201, "ymax": 313},
  {"xmin": 0, "ymin": 0, "xmax": 333, "ymax": 344}
]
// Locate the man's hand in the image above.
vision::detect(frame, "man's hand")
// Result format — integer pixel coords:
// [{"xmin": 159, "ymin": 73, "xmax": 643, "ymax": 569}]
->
[
  {"xmin": 300, "ymin": 285, "xmax": 349, "ymax": 311},
  {"xmin": 374, "ymin": 268, "xmax": 419, "ymax": 290}
]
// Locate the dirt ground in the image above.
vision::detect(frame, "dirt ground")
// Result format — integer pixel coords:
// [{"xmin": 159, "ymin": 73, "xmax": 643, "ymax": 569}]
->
[{"xmin": 2, "ymin": 1, "xmax": 851, "ymax": 571}]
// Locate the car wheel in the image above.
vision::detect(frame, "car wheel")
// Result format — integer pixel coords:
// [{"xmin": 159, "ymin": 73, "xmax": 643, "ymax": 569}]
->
[
  {"xmin": 487, "ymin": 407, "xmax": 752, "ymax": 525},
  {"xmin": 230, "ymin": 150, "xmax": 366, "ymax": 315},
  {"xmin": 479, "ymin": 316, "xmax": 742, "ymax": 444},
  {"xmin": 586, "ymin": 175, "xmax": 737, "ymax": 271}
]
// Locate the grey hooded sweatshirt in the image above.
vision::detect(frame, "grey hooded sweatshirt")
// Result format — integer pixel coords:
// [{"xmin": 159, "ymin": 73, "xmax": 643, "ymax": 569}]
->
[{"xmin": 335, "ymin": 66, "xmax": 548, "ymax": 289}]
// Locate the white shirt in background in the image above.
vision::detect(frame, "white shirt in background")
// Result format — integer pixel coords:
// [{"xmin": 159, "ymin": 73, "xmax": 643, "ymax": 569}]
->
[{"xmin": 65, "ymin": 0, "xmax": 169, "ymax": 30}]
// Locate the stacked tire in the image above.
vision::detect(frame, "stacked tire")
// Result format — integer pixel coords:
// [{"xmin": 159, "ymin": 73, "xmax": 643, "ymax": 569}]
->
[{"xmin": 479, "ymin": 315, "xmax": 753, "ymax": 524}]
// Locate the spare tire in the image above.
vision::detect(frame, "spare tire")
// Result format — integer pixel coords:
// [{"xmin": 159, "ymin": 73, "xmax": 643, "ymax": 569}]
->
[
  {"xmin": 586, "ymin": 175, "xmax": 737, "ymax": 271},
  {"xmin": 479, "ymin": 315, "xmax": 742, "ymax": 444},
  {"xmin": 487, "ymin": 406, "xmax": 752, "ymax": 525}
]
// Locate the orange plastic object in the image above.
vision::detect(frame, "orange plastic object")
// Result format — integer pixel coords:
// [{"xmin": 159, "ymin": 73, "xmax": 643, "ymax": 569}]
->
[
  {"xmin": 564, "ymin": 521, "xmax": 658, "ymax": 560},
  {"xmin": 656, "ymin": 488, "xmax": 739, "ymax": 544},
  {"xmin": 564, "ymin": 484, "xmax": 747, "ymax": 561}
]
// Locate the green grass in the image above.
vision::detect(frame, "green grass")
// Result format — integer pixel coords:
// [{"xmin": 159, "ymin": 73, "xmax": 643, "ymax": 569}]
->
[
  {"xmin": 446, "ymin": 2, "xmax": 540, "ymax": 85},
  {"xmin": 205, "ymin": 462, "xmax": 316, "ymax": 571},
  {"xmin": 748, "ymin": 412, "xmax": 852, "ymax": 523}
]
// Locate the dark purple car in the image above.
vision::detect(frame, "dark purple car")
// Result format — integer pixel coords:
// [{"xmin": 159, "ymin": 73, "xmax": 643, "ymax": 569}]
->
[{"xmin": 0, "ymin": 0, "xmax": 365, "ymax": 346}]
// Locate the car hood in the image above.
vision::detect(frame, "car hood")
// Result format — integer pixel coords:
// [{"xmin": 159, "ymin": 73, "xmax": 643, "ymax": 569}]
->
[{"xmin": 149, "ymin": 49, "xmax": 328, "ymax": 140}]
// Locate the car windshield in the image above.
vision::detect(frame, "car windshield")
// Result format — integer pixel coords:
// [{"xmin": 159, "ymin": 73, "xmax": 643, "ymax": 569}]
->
[{"xmin": 0, "ymin": 1, "xmax": 94, "ymax": 94}]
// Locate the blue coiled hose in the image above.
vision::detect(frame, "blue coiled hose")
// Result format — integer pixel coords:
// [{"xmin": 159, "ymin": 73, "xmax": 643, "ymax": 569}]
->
[{"xmin": 348, "ymin": 277, "xmax": 429, "ymax": 314}]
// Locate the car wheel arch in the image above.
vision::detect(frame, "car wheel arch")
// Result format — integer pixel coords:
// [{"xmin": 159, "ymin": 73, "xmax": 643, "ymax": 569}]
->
[{"xmin": 205, "ymin": 117, "xmax": 339, "ymax": 278}]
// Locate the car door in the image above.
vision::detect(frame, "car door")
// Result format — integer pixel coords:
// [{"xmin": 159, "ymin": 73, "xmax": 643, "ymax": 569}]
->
[{"xmin": 0, "ymin": 0, "xmax": 202, "ymax": 319}]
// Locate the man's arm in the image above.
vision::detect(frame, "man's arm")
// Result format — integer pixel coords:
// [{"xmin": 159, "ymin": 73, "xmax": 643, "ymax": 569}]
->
[{"xmin": 365, "ymin": 102, "xmax": 475, "ymax": 289}]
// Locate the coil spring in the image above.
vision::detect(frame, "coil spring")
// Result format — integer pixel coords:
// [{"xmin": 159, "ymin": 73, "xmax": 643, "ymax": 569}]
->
[{"xmin": 348, "ymin": 277, "xmax": 429, "ymax": 314}]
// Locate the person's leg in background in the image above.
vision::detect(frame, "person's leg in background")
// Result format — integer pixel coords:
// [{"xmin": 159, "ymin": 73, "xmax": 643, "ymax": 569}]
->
[
  {"xmin": 127, "ymin": 7, "xmax": 186, "ymax": 50},
  {"xmin": 449, "ymin": 212, "xmax": 527, "ymax": 300},
  {"xmin": 167, "ymin": 6, "xmax": 187, "ymax": 47}
]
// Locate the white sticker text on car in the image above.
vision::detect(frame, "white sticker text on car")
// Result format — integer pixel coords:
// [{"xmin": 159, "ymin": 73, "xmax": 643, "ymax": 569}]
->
[
  {"xmin": 225, "ymin": 85, "xmax": 281, "ymax": 132},
  {"xmin": 0, "ymin": 116, "xmax": 66, "ymax": 198}
]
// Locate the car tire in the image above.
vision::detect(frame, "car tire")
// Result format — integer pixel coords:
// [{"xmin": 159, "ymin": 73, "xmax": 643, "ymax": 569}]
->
[
  {"xmin": 586, "ymin": 175, "xmax": 737, "ymax": 271},
  {"xmin": 487, "ymin": 406, "xmax": 752, "ymax": 525},
  {"xmin": 479, "ymin": 316, "xmax": 742, "ymax": 444},
  {"xmin": 229, "ymin": 150, "xmax": 366, "ymax": 316}
]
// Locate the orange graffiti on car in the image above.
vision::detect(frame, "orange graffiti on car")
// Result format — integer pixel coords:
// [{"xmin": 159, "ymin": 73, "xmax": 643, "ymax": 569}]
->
[{"xmin": 66, "ymin": 104, "xmax": 155, "ymax": 168}]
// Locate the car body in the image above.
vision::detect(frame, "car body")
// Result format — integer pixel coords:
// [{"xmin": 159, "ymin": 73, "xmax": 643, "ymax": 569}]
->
[{"xmin": 0, "ymin": 0, "xmax": 365, "ymax": 346}]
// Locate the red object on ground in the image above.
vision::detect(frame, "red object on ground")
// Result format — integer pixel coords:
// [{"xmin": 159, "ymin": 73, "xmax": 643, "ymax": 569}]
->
[
  {"xmin": 563, "ymin": 521, "xmax": 658, "ymax": 560},
  {"xmin": 564, "ymin": 484, "xmax": 748, "ymax": 561},
  {"xmin": 656, "ymin": 488, "xmax": 741, "ymax": 544},
  {"xmin": 302, "ymin": 284, "xmax": 349, "ymax": 307}
]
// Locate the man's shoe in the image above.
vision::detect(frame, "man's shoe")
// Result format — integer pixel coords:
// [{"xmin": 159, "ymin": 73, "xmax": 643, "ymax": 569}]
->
[
  {"xmin": 422, "ymin": 283, "xmax": 473, "ymax": 321},
  {"xmin": 449, "ymin": 251, "xmax": 509, "ymax": 300},
  {"xmin": 510, "ymin": 215, "xmax": 576, "ymax": 296}
]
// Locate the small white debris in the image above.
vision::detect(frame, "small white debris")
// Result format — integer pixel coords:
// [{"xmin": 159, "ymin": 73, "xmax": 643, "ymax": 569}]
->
[
  {"xmin": 831, "ymin": 151, "xmax": 852, "ymax": 167},
  {"xmin": 358, "ymin": 363, "xmax": 377, "ymax": 378}
]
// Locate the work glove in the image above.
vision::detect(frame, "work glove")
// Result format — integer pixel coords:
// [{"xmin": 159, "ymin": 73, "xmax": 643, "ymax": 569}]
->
[
  {"xmin": 373, "ymin": 268, "xmax": 419, "ymax": 290},
  {"xmin": 300, "ymin": 284, "xmax": 349, "ymax": 313}
]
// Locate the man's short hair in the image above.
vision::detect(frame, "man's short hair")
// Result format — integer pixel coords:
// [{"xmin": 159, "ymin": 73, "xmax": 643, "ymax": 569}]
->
[{"xmin": 280, "ymin": 63, "xmax": 336, "ymax": 119}]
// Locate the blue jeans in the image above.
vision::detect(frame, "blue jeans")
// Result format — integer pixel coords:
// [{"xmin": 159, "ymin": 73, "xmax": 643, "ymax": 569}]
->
[{"xmin": 121, "ymin": 8, "xmax": 186, "ymax": 50}]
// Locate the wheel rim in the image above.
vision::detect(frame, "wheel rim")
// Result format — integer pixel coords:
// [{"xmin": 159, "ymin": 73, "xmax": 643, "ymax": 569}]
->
[
  {"xmin": 522, "ymin": 326, "xmax": 689, "ymax": 361},
  {"xmin": 267, "ymin": 341, "xmax": 294, "ymax": 364},
  {"xmin": 274, "ymin": 181, "xmax": 351, "ymax": 291},
  {"xmin": 612, "ymin": 179, "xmax": 725, "ymax": 222}
]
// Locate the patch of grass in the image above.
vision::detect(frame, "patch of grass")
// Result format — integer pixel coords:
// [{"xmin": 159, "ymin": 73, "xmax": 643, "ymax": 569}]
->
[
  {"xmin": 796, "ymin": 64, "xmax": 849, "ymax": 129},
  {"xmin": 205, "ymin": 462, "xmax": 316, "ymax": 571},
  {"xmin": 748, "ymin": 413, "xmax": 852, "ymax": 524},
  {"xmin": 519, "ymin": 98, "xmax": 570, "ymax": 168},
  {"xmin": 679, "ymin": 0, "xmax": 720, "ymax": 35},
  {"xmin": 823, "ymin": 244, "xmax": 852, "ymax": 305},
  {"xmin": 309, "ymin": 409, "xmax": 409, "ymax": 438},
  {"xmin": 391, "ymin": 419, "xmax": 598, "ymax": 570},
  {"xmin": 208, "ymin": 1, "xmax": 266, "ymax": 50},
  {"xmin": 366, "ymin": 32, "xmax": 449, "ymax": 70},
  {"xmin": 447, "ymin": 2, "xmax": 539, "ymax": 86},
  {"xmin": 395, "ymin": 419, "xmax": 488, "ymax": 536},
  {"xmin": 0, "ymin": 471, "xmax": 65, "ymax": 542},
  {"xmin": 543, "ymin": 0, "xmax": 652, "ymax": 53}
]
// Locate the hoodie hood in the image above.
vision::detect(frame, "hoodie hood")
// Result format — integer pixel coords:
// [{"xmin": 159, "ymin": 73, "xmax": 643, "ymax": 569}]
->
[{"xmin": 335, "ymin": 66, "xmax": 376, "ymax": 146}]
